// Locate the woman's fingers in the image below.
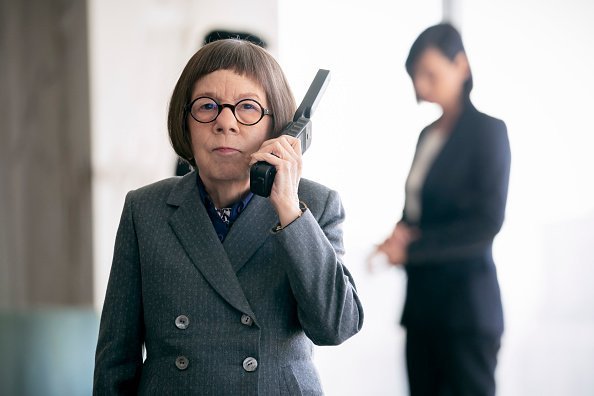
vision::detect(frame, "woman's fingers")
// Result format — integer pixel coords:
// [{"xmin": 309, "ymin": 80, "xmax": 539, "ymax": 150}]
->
[
  {"xmin": 250, "ymin": 135, "xmax": 303, "ymax": 227},
  {"xmin": 376, "ymin": 238, "xmax": 405, "ymax": 266},
  {"xmin": 392, "ymin": 223, "xmax": 420, "ymax": 245},
  {"xmin": 250, "ymin": 136, "xmax": 301, "ymax": 165}
]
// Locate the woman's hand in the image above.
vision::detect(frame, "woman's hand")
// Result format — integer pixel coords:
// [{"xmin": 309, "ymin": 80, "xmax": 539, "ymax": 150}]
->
[
  {"xmin": 250, "ymin": 135, "xmax": 303, "ymax": 227},
  {"xmin": 375, "ymin": 223, "xmax": 420, "ymax": 266}
]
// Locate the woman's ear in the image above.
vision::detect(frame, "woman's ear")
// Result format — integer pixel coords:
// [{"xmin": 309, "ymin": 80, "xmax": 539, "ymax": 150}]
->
[{"xmin": 454, "ymin": 52, "xmax": 470, "ymax": 80}]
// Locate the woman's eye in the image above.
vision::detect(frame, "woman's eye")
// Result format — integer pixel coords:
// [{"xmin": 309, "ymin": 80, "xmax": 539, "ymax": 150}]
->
[
  {"xmin": 199, "ymin": 103, "xmax": 217, "ymax": 111},
  {"xmin": 238, "ymin": 102, "xmax": 259, "ymax": 112}
]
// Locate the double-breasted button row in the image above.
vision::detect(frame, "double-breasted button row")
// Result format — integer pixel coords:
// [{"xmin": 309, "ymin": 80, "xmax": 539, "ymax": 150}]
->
[
  {"xmin": 175, "ymin": 356, "xmax": 189, "ymax": 370},
  {"xmin": 240, "ymin": 314, "xmax": 253, "ymax": 326},
  {"xmin": 175, "ymin": 315, "xmax": 189, "ymax": 329},
  {"xmin": 175, "ymin": 355, "xmax": 256, "ymax": 372},
  {"xmin": 242, "ymin": 357, "xmax": 258, "ymax": 372}
]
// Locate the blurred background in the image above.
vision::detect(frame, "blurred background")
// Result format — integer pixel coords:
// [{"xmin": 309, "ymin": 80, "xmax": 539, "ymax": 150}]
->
[{"xmin": 1, "ymin": 0, "xmax": 593, "ymax": 394}]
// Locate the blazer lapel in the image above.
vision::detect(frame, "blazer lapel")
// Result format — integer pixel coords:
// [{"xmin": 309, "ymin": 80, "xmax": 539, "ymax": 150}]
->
[
  {"xmin": 423, "ymin": 103, "xmax": 475, "ymax": 186},
  {"xmin": 166, "ymin": 173, "xmax": 257, "ymax": 319},
  {"xmin": 223, "ymin": 195, "xmax": 278, "ymax": 273}
]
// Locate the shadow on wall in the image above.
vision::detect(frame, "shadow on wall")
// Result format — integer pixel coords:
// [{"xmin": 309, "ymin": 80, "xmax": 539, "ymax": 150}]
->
[{"xmin": 0, "ymin": 309, "xmax": 99, "ymax": 396}]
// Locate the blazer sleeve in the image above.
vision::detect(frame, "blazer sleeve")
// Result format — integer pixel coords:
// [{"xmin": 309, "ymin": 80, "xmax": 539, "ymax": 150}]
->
[
  {"xmin": 274, "ymin": 189, "xmax": 364, "ymax": 346},
  {"xmin": 405, "ymin": 118, "xmax": 511, "ymax": 264},
  {"xmin": 94, "ymin": 192, "xmax": 144, "ymax": 395}
]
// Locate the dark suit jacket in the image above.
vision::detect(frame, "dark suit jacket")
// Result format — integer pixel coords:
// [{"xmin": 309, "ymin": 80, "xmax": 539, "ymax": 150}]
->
[
  {"xmin": 400, "ymin": 103, "xmax": 511, "ymax": 335},
  {"xmin": 94, "ymin": 173, "xmax": 363, "ymax": 395}
]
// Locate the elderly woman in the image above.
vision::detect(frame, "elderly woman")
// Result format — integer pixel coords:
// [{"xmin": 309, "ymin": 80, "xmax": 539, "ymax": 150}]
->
[{"xmin": 93, "ymin": 39, "xmax": 363, "ymax": 395}]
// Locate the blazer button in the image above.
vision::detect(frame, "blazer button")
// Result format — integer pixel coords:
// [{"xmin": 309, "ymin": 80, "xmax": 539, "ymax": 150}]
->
[
  {"xmin": 242, "ymin": 357, "xmax": 258, "ymax": 372},
  {"xmin": 175, "ymin": 356, "xmax": 189, "ymax": 370},
  {"xmin": 175, "ymin": 315, "xmax": 189, "ymax": 330},
  {"xmin": 240, "ymin": 314, "xmax": 253, "ymax": 326}
]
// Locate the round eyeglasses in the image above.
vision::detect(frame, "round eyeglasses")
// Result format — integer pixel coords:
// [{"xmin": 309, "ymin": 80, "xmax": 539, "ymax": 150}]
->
[{"xmin": 186, "ymin": 96, "xmax": 272, "ymax": 126}]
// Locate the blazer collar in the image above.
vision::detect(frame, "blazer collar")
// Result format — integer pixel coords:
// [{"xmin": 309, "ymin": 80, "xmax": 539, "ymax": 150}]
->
[
  {"xmin": 452, "ymin": 100, "xmax": 478, "ymax": 133},
  {"xmin": 166, "ymin": 172, "xmax": 262, "ymax": 321},
  {"xmin": 222, "ymin": 194, "xmax": 278, "ymax": 272},
  {"xmin": 414, "ymin": 101, "xmax": 478, "ymax": 191}
]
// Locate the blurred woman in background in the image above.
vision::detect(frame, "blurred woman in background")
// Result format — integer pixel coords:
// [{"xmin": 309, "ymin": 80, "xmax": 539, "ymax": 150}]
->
[{"xmin": 375, "ymin": 23, "xmax": 511, "ymax": 396}]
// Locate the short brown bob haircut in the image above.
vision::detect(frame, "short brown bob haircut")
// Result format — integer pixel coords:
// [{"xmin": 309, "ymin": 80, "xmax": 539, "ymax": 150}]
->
[{"xmin": 168, "ymin": 39, "xmax": 296, "ymax": 168}]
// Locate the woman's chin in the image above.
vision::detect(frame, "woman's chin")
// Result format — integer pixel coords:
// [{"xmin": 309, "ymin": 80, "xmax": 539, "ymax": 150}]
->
[{"xmin": 203, "ymin": 168, "xmax": 250, "ymax": 185}]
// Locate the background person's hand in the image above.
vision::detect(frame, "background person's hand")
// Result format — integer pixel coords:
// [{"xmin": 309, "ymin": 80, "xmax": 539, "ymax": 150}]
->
[
  {"xmin": 374, "ymin": 223, "xmax": 420, "ymax": 266},
  {"xmin": 250, "ymin": 135, "xmax": 303, "ymax": 227},
  {"xmin": 391, "ymin": 222, "xmax": 419, "ymax": 248},
  {"xmin": 376, "ymin": 236, "xmax": 408, "ymax": 266}
]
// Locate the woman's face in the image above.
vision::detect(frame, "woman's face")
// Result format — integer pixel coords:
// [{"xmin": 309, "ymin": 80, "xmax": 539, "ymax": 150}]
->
[
  {"xmin": 188, "ymin": 69, "xmax": 272, "ymax": 187},
  {"xmin": 412, "ymin": 47, "xmax": 469, "ymax": 108}
]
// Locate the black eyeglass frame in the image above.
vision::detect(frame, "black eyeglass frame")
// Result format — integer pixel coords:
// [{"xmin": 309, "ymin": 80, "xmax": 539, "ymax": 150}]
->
[{"xmin": 185, "ymin": 96, "xmax": 272, "ymax": 126}]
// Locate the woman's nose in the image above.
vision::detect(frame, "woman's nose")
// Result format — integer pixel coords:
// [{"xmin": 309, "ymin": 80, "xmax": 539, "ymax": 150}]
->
[{"xmin": 214, "ymin": 107, "xmax": 239, "ymax": 133}]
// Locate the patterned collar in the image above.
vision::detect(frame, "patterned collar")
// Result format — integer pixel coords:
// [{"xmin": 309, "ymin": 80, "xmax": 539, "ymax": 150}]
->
[{"xmin": 196, "ymin": 173, "xmax": 254, "ymax": 242}]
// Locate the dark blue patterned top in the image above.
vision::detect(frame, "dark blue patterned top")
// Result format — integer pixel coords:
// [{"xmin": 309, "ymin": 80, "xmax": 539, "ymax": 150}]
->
[{"xmin": 196, "ymin": 174, "xmax": 254, "ymax": 242}]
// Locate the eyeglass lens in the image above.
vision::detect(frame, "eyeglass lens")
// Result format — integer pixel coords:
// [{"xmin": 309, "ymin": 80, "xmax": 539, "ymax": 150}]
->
[{"xmin": 190, "ymin": 97, "xmax": 265, "ymax": 125}]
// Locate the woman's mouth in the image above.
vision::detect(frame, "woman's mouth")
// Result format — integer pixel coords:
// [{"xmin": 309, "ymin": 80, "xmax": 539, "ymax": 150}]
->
[{"xmin": 213, "ymin": 147, "xmax": 240, "ymax": 155}]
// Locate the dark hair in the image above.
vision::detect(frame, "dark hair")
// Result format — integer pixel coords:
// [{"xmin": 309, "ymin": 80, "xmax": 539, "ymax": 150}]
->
[
  {"xmin": 168, "ymin": 39, "xmax": 296, "ymax": 168},
  {"xmin": 204, "ymin": 29, "xmax": 267, "ymax": 48},
  {"xmin": 405, "ymin": 23, "xmax": 473, "ymax": 101}
]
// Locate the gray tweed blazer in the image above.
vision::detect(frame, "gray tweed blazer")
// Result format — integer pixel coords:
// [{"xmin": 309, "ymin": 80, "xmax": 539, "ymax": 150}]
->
[{"xmin": 93, "ymin": 172, "xmax": 364, "ymax": 395}]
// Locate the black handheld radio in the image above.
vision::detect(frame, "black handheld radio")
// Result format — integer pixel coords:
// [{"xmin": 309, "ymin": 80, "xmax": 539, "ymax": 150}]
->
[{"xmin": 250, "ymin": 69, "xmax": 331, "ymax": 197}]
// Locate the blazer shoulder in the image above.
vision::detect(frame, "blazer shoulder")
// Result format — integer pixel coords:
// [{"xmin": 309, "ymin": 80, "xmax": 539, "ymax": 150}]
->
[
  {"xmin": 298, "ymin": 178, "xmax": 334, "ymax": 200},
  {"xmin": 467, "ymin": 110, "xmax": 511, "ymax": 163},
  {"xmin": 126, "ymin": 176, "xmax": 188, "ymax": 210},
  {"xmin": 298, "ymin": 178, "xmax": 341, "ymax": 216},
  {"xmin": 129, "ymin": 176, "xmax": 179, "ymax": 197},
  {"xmin": 470, "ymin": 109, "xmax": 507, "ymax": 136}
]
